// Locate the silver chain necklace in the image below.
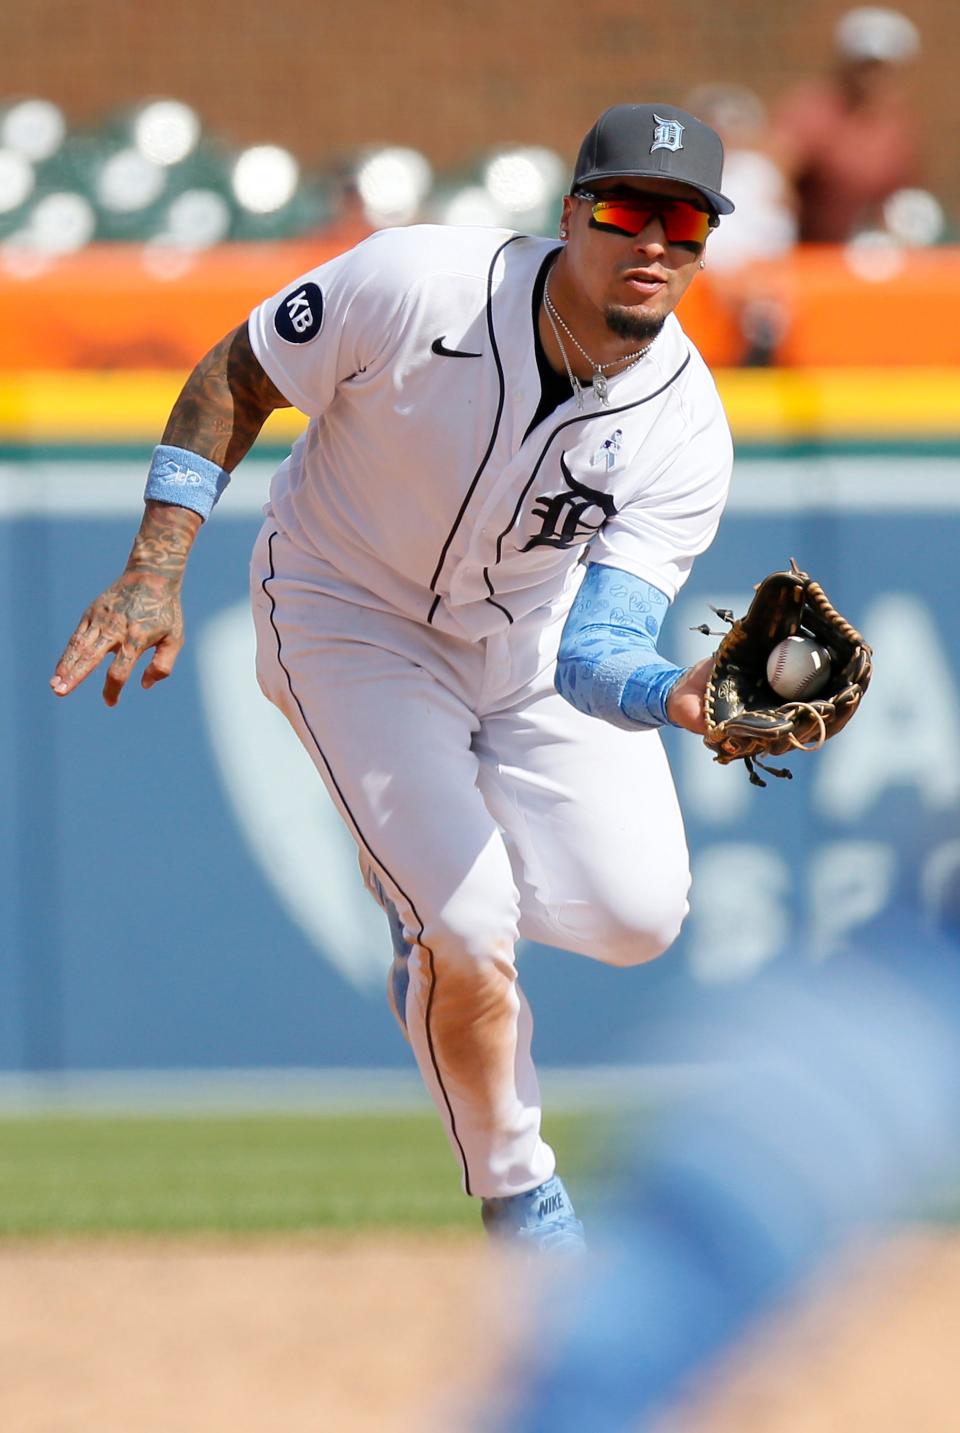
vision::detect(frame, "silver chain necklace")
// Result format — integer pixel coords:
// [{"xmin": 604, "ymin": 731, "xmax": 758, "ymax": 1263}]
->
[{"xmin": 543, "ymin": 271, "xmax": 653, "ymax": 408}]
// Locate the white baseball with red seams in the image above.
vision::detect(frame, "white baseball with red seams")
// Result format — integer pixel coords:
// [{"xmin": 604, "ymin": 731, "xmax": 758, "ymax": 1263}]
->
[{"xmin": 766, "ymin": 635, "xmax": 832, "ymax": 699}]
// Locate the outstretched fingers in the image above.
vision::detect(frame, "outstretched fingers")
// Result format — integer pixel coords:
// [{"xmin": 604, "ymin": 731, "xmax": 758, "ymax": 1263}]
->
[
  {"xmin": 51, "ymin": 580, "xmax": 185, "ymax": 705},
  {"xmin": 141, "ymin": 631, "xmax": 184, "ymax": 691},
  {"xmin": 50, "ymin": 616, "xmax": 121, "ymax": 696},
  {"xmin": 99, "ymin": 621, "xmax": 184, "ymax": 704},
  {"xmin": 101, "ymin": 640, "xmax": 146, "ymax": 707}
]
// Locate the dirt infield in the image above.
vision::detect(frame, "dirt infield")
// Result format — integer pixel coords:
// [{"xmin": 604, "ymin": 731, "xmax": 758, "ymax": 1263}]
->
[
  {"xmin": 0, "ymin": 1235, "xmax": 506, "ymax": 1433},
  {"xmin": 1, "ymin": 1229, "xmax": 958, "ymax": 1431}
]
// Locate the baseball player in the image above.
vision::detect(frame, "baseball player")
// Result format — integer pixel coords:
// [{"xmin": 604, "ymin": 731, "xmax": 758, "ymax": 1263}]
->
[{"xmin": 51, "ymin": 104, "xmax": 735, "ymax": 1252}]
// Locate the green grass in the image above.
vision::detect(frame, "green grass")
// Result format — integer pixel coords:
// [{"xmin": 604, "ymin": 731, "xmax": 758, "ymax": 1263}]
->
[
  {"xmin": 0, "ymin": 1111, "xmax": 606, "ymax": 1237},
  {"xmin": 3, "ymin": 1111, "xmax": 954, "ymax": 1240}
]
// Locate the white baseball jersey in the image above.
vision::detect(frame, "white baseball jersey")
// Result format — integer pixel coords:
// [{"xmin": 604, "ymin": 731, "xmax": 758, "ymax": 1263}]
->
[
  {"xmin": 248, "ymin": 224, "xmax": 733, "ymax": 639},
  {"xmin": 248, "ymin": 223, "xmax": 734, "ymax": 1201}
]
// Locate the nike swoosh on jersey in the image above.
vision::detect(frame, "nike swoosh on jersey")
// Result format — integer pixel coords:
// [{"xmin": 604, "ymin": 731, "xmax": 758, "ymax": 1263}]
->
[{"xmin": 431, "ymin": 336, "xmax": 483, "ymax": 358}]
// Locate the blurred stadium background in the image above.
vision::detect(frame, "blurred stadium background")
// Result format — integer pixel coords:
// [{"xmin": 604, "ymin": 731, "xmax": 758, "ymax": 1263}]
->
[{"xmin": 2, "ymin": 2, "xmax": 960, "ymax": 1428}]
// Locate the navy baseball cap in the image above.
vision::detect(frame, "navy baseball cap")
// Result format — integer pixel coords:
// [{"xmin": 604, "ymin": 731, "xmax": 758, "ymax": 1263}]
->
[{"xmin": 572, "ymin": 103, "xmax": 735, "ymax": 216}]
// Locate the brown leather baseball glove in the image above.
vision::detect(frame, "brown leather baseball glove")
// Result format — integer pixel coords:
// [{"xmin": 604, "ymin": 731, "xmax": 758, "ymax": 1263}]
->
[{"xmin": 702, "ymin": 560, "xmax": 873, "ymax": 786}]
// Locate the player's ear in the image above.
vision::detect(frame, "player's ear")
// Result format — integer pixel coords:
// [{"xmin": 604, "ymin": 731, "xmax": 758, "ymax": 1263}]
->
[{"xmin": 559, "ymin": 194, "xmax": 576, "ymax": 238}]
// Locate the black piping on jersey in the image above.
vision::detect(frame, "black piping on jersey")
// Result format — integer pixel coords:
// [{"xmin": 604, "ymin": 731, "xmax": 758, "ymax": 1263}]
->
[
  {"xmin": 480, "ymin": 350, "xmax": 693, "ymax": 621},
  {"xmin": 426, "ymin": 234, "xmax": 523, "ymax": 625},
  {"xmin": 260, "ymin": 530, "xmax": 474, "ymax": 1195},
  {"xmin": 522, "ymin": 249, "xmax": 570, "ymax": 441}
]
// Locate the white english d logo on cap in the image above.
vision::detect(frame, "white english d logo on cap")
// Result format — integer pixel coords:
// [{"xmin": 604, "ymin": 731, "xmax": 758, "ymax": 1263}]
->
[{"xmin": 651, "ymin": 114, "xmax": 684, "ymax": 153}]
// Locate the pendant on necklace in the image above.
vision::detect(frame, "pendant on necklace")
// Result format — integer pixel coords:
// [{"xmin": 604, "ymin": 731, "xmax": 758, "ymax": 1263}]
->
[
  {"xmin": 571, "ymin": 375, "xmax": 586, "ymax": 410},
  {"xmin": 593, "ymin": 372, "xmax": 610, "ymax": 406}
]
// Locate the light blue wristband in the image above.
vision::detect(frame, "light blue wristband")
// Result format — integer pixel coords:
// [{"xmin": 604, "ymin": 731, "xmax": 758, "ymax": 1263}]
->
[{"xmin": 144, "ymin": 444, "xmax": 231, "ymax": 520}]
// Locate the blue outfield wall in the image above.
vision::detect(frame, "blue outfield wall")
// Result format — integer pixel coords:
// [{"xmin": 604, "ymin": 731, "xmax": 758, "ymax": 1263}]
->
[{"xmin": 3, "ymin": 449, "xmax": 959, "ymax": 1074}]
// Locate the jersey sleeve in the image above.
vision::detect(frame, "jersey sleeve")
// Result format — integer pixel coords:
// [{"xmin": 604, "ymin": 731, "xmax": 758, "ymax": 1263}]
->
[
  {"xmin": 589, "ymin": 402, "xmax": 734, "ymax": 601},
  {"xmin": 247, "ymin": 233, "xmax": 407, "ymax": 419}
]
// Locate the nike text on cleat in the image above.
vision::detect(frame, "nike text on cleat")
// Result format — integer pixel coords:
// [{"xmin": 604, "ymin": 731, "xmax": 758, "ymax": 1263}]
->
[
  {"xmin": 480, "ymin": 1174, "xmax": 586, "ymax": 1253},
  {"xmin": 431, "ymin": 336, "xmax": 482, "ymax": 358}
]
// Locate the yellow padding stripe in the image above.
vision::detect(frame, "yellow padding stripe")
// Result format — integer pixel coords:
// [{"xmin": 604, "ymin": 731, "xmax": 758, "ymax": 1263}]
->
[
  {"xmin": 0, "ymin": 368, "xmax": 957, "ymax": 442},
  {"xmin": 0, "ymin": 373, "xmax": 307, "ymax": 443},
  {"xmin": 718, "ymin": 368, "xmax": 960, "ymax": 438}
]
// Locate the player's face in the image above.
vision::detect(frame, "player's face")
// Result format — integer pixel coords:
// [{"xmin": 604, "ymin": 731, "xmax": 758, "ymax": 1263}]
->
[{"xmin": 559, "ymin": 177, "xmax": 714, "ymax": 342}]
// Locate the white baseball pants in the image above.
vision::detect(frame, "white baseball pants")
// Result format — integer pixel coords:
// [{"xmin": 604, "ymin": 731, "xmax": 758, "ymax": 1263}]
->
[{"xmin": 251, "ymin": 524, "xmax": 691, "ymax": 1199}]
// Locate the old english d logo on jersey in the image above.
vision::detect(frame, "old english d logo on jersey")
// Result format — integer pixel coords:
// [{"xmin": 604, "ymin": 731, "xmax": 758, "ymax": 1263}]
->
[
  {"xmin": 651, "ymin": 114, "xmax": 684, "ymax": 153},
  {"xmin": 275, "ymin": 282, "xmax": 324, "ymax": 343},
  {"xmin": 520, "ymin": 453, "xmax": 618, "ymax": 551}
]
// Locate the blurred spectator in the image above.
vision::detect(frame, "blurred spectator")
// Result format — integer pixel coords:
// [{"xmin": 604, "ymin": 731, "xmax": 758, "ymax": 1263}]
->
[
  {"xmin": 685, "ymin": 84, "xmax": 794, "ymax": 365},
  {"xmin": 686, "ymin": 83, "xmax": 796, "ymax": 273},
  {"xmin": 771, "ymin": 6, "xmax": 922, "ymax": 242},
  {"xmin": 314, "ymin": 167, "xmax": 375, "ymax": 251}
]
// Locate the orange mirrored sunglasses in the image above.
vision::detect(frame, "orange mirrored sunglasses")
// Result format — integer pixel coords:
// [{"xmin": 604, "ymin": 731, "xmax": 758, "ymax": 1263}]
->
[{"xmin": 575, "ymin": 190, "xmax": 717, "ymax": 245}]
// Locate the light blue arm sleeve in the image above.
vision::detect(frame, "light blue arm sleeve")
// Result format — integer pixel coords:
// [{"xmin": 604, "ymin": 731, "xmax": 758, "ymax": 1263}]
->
[{"xmin": 554, "ymin": 563, "xmax": 686, "ymax": 730}]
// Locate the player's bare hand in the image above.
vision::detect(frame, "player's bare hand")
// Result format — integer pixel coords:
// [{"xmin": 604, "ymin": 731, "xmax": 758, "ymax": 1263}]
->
[
  {"xmin": 50, "ymin": 572, "xmax": 185, "ymax": 706},
  {"xmin": 51, "ymin": 500, "xmax": 201, "ymax": 705},
  {"xmin": 667, "ymin": 655, "xmax": 714, "ymax": 735}
]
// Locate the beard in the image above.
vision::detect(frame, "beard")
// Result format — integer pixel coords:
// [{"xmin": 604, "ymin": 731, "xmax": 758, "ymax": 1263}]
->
[{"xmin": 604, "ymin": 305, "xmax": 667, "ymax": 343}]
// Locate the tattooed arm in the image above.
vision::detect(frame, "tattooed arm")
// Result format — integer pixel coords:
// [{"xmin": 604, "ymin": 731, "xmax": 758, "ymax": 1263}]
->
[
  {"xmin": 50, "ymin": 323, "xmax": 289, "ymax": 706},
  {"xmin": 160, "ymin": 319, "xmax": 290, "ymax": 468}
]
